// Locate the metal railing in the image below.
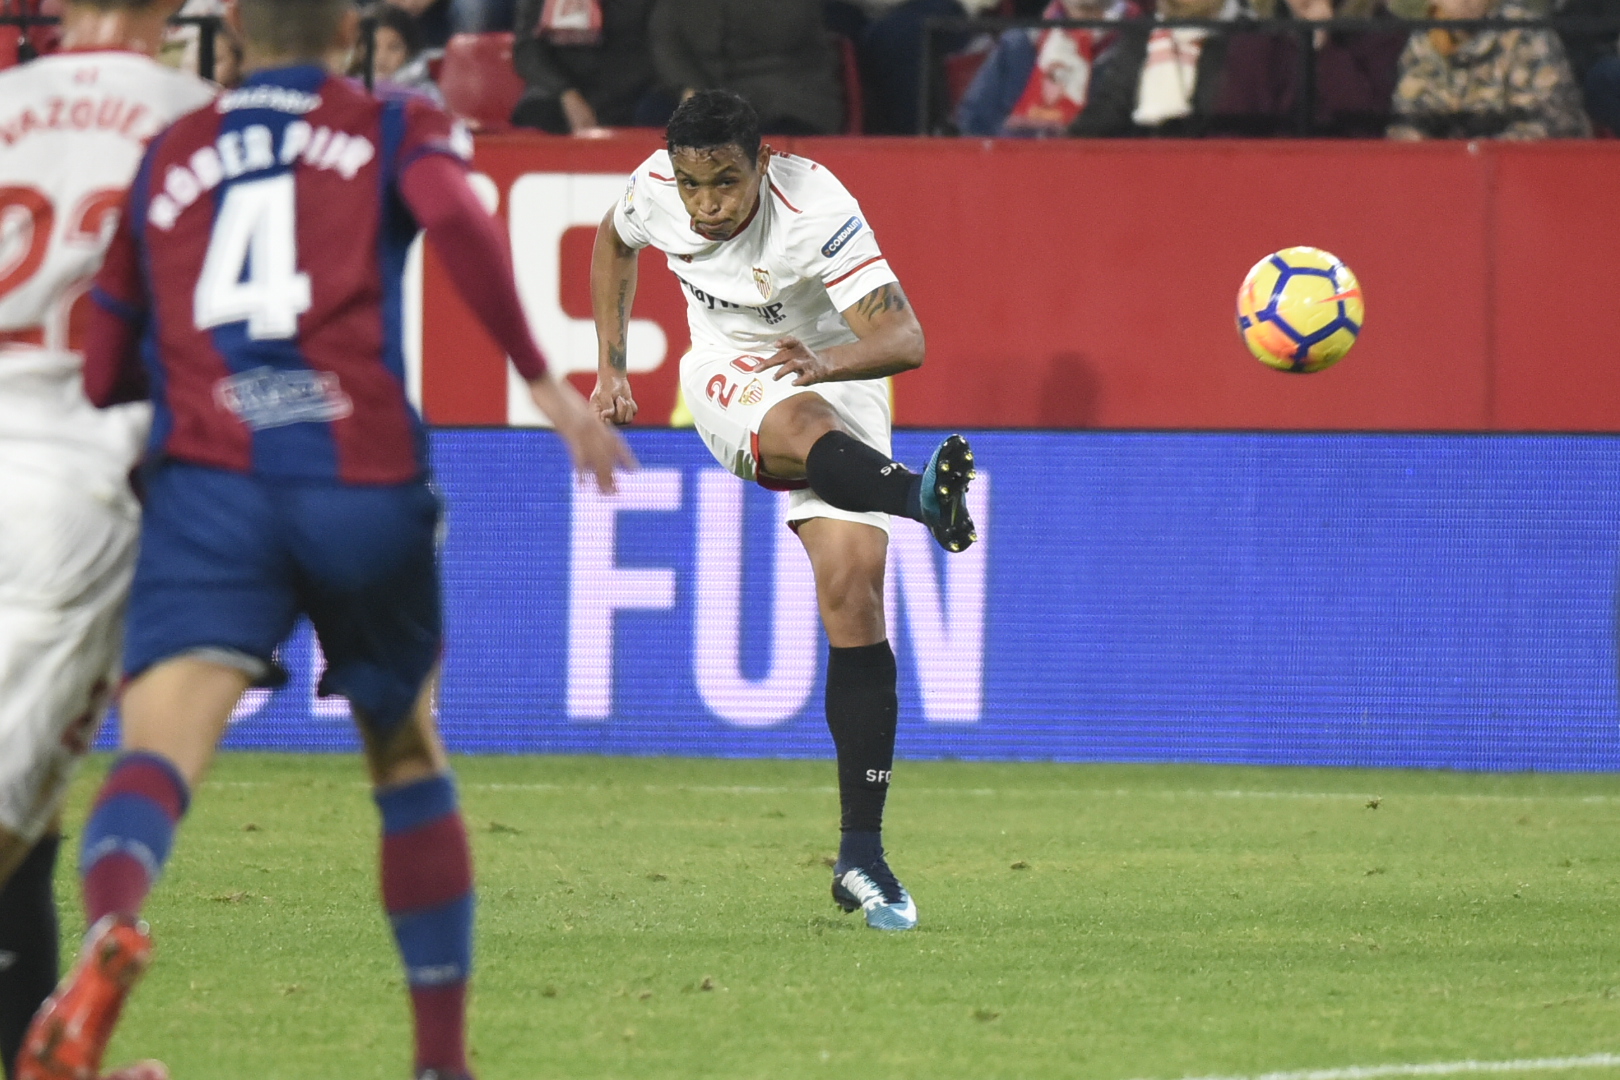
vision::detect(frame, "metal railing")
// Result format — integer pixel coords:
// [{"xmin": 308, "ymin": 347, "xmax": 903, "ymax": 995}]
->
[{"xmin": 920, "ymin": 14, "xmax": 1620, "ymax": 136}]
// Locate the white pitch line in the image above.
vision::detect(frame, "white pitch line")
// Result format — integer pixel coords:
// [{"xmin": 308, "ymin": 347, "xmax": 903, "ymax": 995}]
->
[
  {"xmin": 203, "ymin": 780, "xmax": 1620, "ymax": 805},
  {"xmin": 1131, "ymin": 1052, "xmax": 1620, "ymax": 1080}
]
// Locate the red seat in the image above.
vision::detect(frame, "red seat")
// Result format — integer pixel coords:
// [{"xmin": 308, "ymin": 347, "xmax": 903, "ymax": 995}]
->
[
  {"xmin": 438, "ymin": 32, "xmax": 527, "ymax": 132},
  {"xmin": 834, "ymin": 33, "xmax": 863, "ymax": 135}
]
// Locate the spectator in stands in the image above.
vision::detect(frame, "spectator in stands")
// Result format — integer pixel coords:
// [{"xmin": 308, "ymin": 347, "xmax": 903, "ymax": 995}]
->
[
  {"xmin": 648, "ymin": 0, "xmax": 842, "ymax": 134},
  {"xmin": 382, "ymin": 0, "xmax": 452, "ymax": 49},
  {"xmin": 362, "ymin": 3, "xmax": 444, "ymax": 103},
  {"xmin": 510, "ymin": 0, "xmax": 657, "ymax": 133},
  {"xmin": 856, "ymin": 0, "xmax": 1003, "ymax": 134},
  {"xmin": 956, "ymin": 0, "xmax": 1142, "ymax": 136},
  {"xmin": 1555, "ymin": 0, "xmax": 1620, "ymax": 132},
  {"xmin": 1213, "ymin": 0, "xmax": 1406, "ymax": 135},
  {"xmin": 1387, "ymin": 0, "xmax": 1589, "ymax": 137},
  {"xmin": 1067, "ymin": 0, "xmax": 1246, "ymax": 135}
]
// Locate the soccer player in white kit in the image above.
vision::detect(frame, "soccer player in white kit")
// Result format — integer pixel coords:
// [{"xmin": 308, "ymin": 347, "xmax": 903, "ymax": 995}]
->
[
  {"xmin": 0, "ymin": 0, "xmax": 213, "ymax": 1073},
  {"xmin": 589, "ymin": 90, "xmax": 977, "ymax": 931}
]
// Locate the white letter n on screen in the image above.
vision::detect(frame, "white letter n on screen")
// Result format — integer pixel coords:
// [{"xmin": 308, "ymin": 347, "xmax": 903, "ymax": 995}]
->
[{"xmin": 567, "ymin": 469, "xmax": 682, "ymax": 721}]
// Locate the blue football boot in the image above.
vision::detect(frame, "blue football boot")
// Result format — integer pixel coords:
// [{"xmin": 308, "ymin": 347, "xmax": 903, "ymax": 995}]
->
[
  {"xmin": 919, "ymin": 434, "xmax": 976, "ymax": 553},
  {"xmin": 832, "ymin": 855, "xmax": 918, "ymax": 931}
]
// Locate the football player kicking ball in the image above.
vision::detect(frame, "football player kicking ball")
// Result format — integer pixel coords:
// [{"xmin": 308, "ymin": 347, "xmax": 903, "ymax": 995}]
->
[
  {"xmin": 589, "ymin": 90, "xmax": 976, "ymax": 932},
  {"xmin": 16, "ymin": 0, "xmax": 632, "ymax": 1076},
  {"xmin": 0, "ymin": 1, "xmax": 214, "ymax": 1077}
]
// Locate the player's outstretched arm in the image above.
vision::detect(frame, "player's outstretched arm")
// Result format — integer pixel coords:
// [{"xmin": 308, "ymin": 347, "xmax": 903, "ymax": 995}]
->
[
  {"xmin": 83, "ymin": 199, "xmax": 150, "ymax": 408},
  {"xmin": 589, "ymin": 207, "xmax": 641, "ymax": 425},
  {"xmin": 763, "ymin": 282, "xmax": 926, "ymax": 387},
  {"xmin": 399, "ymin": 154, "xmax": 635, "ymax": 492}
]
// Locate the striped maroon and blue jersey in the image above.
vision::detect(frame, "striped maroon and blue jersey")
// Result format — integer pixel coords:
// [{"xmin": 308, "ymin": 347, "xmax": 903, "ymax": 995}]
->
[{"xmin": 95, "ymin": 65, "xmax": 470, "ymax": 484}]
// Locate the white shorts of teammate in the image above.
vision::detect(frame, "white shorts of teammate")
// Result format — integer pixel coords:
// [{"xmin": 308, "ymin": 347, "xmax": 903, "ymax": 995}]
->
[
  {"xmin": 681, "ymin": 348, "xmax": 892, "ymax": 534},
  {"xmin": 0, "ymin": 365, "xmax": 145, "ymax": 846}
]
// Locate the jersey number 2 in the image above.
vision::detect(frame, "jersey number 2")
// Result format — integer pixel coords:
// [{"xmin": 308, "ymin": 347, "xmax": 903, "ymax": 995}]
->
[{"xmin": 194, "ymin": 174, "xmax": 312, "ymax": 340}]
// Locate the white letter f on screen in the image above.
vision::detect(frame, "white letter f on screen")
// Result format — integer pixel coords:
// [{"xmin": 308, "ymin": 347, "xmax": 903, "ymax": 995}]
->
[{"xmin": 567, "ymin": 469, "xmax": 682, "ymax": 720}]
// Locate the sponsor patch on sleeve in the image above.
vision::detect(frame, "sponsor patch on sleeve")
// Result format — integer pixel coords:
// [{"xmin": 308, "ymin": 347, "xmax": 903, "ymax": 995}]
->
[{"xmin": 820, "ymin": 216, "xmax": 863, "ymax": 258}]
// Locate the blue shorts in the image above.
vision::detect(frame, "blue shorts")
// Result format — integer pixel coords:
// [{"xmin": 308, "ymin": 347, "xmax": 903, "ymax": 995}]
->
[{"xmin": 125, "ymin": 462, "xmax": 443, "ymax": 738}]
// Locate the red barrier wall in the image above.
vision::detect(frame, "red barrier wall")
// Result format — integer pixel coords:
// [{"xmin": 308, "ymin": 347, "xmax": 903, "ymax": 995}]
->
[{"xmin": 421, "ymin": 134, "xmax": 1620, "ymax": 430}]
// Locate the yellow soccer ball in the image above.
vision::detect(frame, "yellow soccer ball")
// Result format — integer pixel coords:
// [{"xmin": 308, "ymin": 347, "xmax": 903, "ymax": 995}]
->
[{"xmin": 1235, "ymin": 247, "xmax": 1364, "ymax": 374}]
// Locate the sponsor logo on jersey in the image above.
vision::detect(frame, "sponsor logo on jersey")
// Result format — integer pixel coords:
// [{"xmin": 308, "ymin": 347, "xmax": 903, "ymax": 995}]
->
[
  {"xmin": 739, "ymin": 378, "xmax": 764, "ymax": 406},
  {"xmin": 148, "ymin": 122, "xmax": 376, "ymax": 230},
  {"xmin": 751, "ymin": 266, "xmax": 773, "ymax": 300},
  {"xmin": 214, "ymin": 367, "xmax": 354, "ymax": 430},
  {"xmin": 216, "ymin": 86, "xmax": 320, "ymax": 114},
  {"xmin": 622, "ymin": 176, "xmax": 637, "ymax": 215},
  {"xmin": 820, "ymin": 216, "xmax": 863, "ymax": 258}
]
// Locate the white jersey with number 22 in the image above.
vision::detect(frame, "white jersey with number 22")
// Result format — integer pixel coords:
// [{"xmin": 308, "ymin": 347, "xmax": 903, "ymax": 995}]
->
[{"xmin": 0, "ymin": 52, "xmax": 214, "ymax": 385}]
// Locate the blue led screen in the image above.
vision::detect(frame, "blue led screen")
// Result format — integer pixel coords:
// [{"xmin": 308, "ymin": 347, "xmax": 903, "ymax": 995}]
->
[{"xmin": 137, "ymin": 430, "xmax": 1620, "ymax": 771}]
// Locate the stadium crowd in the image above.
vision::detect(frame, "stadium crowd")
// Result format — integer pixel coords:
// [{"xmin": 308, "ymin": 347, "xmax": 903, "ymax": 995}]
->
[{"xmin": 0, "ymin": 0, "xmax": 1612, "ymax": 137}]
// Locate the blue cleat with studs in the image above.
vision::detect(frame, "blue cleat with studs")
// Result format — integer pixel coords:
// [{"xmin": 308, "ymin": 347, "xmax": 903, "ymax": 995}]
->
[{"xmin": 919, "ymin": 434, "xmax": 977, "ymax": 554}]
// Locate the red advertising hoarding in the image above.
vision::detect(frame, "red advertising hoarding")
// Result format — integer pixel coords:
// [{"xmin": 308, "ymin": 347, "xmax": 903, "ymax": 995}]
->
[{"xmin": 418, "ymin": 134, "xmax": 1620, "ymax": 431}]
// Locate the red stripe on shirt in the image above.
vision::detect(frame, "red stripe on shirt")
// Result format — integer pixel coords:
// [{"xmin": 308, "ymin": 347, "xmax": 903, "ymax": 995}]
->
[
  {"xmin": 769, "ymin": 182, "xmax": 800, "ymax": 214},
  {"xmin": 649, "ymin": 172, "xmax": 674, "ymax": 182},
  {"xmin": 825, "ymin": 255, "xmax": 886, "ymax": 288}
]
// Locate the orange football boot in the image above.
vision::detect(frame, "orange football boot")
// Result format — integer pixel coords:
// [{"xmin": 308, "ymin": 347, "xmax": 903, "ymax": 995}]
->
[{"xmin": 16, "ymin": 915, "xmax": 153, "ymax": 1080}]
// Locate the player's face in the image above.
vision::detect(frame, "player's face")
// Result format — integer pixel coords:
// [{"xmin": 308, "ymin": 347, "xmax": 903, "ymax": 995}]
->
[{"xmin": 670, "ymin": 144, "xmax": 769, "ymax": 242}]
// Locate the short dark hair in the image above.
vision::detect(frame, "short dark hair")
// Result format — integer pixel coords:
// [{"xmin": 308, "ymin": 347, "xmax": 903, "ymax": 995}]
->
[
  {"xmin": 666, "ymin": 90, "xmax": 761, "ymax": 162},
  {"xmin": 238, "ymin": 0, "xmax": 350, "ymax": 59}
]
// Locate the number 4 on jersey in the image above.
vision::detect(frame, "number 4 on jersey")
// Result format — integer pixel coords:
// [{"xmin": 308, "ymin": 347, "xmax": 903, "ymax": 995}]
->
[{"xmin": 193, "ymin": 174, "xmax": 311, "ymax": 340}]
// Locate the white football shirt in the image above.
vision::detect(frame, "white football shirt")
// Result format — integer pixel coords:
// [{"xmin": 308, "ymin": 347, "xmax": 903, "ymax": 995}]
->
[
  {"xmin": 613, "ymin": 149, "xmax": 900, "ymax": 356},
  {"xmin": 0, "ymin": 51, "xmax": 215, "ymax": 370}
]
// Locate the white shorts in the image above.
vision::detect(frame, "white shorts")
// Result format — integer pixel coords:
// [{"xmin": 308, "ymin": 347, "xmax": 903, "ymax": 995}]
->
[
  {"xmin": 0, "ymin": 363, "xmax": 144, "ymax": 842},
  {"xmin": 680, "ymin": 348, "xmax": 893, "ymax": 533}
]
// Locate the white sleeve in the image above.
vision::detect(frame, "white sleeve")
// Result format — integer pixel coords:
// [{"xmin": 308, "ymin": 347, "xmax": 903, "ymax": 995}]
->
[
  {"xmin": 793, "ymin": 178, "xmax": 899, "ymax": 313},
  {"xmin": 611, "ymin": 167, "xmax": 655, "ymax": 251}
]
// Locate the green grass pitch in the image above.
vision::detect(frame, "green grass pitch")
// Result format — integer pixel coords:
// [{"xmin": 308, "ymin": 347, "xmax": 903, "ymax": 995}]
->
[{"xmin": 58, "ymin": 754, "xmax": 1620, "ymax": 1080}]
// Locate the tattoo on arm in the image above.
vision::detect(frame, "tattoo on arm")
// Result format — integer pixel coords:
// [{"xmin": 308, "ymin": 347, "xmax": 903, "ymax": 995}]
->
[
  {"xmin": 609, "ymin": 280, "xmax": 630, "ymax": 373},
  {"xmin": 853, "ymin": 283, "xmax": 908, "ymax": 321}
]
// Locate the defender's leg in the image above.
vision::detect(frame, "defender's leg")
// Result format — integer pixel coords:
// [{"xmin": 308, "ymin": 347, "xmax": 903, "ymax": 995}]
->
[
  {"xmin": 757, "ymin": 394, "xmax": 977, "ymax": 553},
  {"xmin": 18, "ymin": 658, "xmax": 248, "ymax": 1080},
  {"xmin": 0, "ymin": 833, "xmax": 58, "ymax": 1080},
  {"xmin": 796, "ymin": 517, "xmax": 917, "ymax": 931},
  {"xmin": 356, "ymin": 673, "xmax": 475, "ymax": 1080}
]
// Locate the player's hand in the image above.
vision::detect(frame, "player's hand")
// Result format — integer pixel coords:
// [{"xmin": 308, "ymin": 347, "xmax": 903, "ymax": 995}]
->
[
  {"xmin": 591, "ymin": 371, "xmax": 639, "ymax": 425},
  {"xmin": 762, "ymin": 336, "xmax": 835, "ymax": 386},
  {"xmin": 529, "ymin": 376, "xmax": 638, "ymax": 494}
]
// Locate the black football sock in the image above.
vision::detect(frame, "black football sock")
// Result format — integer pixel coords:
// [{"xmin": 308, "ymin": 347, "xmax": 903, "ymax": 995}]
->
[
  {"xmin": 825, "ymin": 641, "xmax": 899, "ymax": 864},
  {"xmin": 804, "ymin": 432, "xmax": 925, "ymax": 521},
  {"xmin": 0, "ymin": 834, "xmax": 60, "ymax": 1080}
]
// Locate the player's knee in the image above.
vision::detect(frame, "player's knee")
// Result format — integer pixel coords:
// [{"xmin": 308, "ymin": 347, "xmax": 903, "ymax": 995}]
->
[{"xmin": 759, "ymin": 394, "xmax": 848, "ymax": 469}]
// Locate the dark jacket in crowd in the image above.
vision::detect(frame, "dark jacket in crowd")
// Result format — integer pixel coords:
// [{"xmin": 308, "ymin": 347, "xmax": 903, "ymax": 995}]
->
[
  {"xmin": 649, "ymin": 0, "xmax": 844, "ymax": 134},
  {"xmin": 1213, "ymin": 7, "xmax": 1406, "ymax": 135},
  {"xmin": 1068, "ymin": 23, "xmax": 1231, "ymax": 136},
  {"xmin": 511, "ymin": 0, "xmax": 657, "ymax": 129},
  {"xmin": 1558, "ymin": 0, "xmax": 1620, "ymax": 81}
]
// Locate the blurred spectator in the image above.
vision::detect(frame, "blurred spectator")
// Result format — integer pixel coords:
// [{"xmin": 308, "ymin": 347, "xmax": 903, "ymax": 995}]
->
[
  {"xmin": 511, "ymin": 0, "xmax": 656, "ymax": 132},
  {"xmin": 859, "ymin": 0, "xmax": 1002, "ymax": 133},
  {"xmin": 359, "ymin": 3, "xmax": 444, "ymax": 103},
  {"xmin": 383, "ymin": 0, "xmax": 453, "ymax": 49},
  {"xmin": 649, "ymin": 0, "xmax": 842, "ymax": 134},
  {"xmin": 1387, "ymin": 0, "xmax": 1589, "ymax": 138},
  {"xmin": 1068, "ymin": 0, "xmax": 1246, "ymax": 135},
  {"xmin": 956, "ymin": 0, "xmax": 1142, "ymax": 136},
  {"xmin": 1556, "ymin": 0, "xmax": 1620, "ymax": 131},
  {"xmin": 1213, "ymin": 0, "xmax": 1406, "ymax": 135}
]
